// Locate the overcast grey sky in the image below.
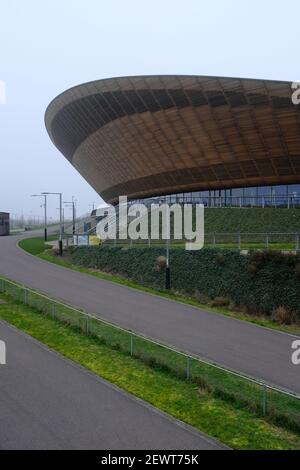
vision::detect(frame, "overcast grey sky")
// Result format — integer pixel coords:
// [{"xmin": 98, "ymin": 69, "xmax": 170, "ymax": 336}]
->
[{"xmin": 0, "ymin": 0, "xmax": 299, "ymax": 219}]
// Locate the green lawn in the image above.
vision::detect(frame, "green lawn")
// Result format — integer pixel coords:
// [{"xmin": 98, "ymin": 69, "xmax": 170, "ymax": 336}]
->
[
  {"xmin": 0, "ymin": 292, "xmax": 299, "ymax": 450},
  {"xmin": 105, "ymin": 240, "xmax": 298, "ymax": 251},
  {"xmin": 204, "ymin": 207, "xmax": 300, "ymax": 233},
  {"xmin": 19, "ymin": 236, "xmax": 57, "ymax": 255}
]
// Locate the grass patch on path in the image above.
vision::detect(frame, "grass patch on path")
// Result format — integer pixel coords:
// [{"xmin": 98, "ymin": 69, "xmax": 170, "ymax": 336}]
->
[
  {"xmin": 18, "ymin": 237, "xmax": 300, "ymax": 336},
  {"xmin": 0, "ymin": 293, "xmax": 299, "ymax": 450},
  {"xmin": 19, "ymin": 236, "xmax": 57, "ymax": 256}
]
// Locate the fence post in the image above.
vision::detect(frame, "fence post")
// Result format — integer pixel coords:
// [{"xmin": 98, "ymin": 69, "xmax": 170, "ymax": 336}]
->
[
  {"xmin": 213, "ymin": 233, "xmax": 216, "ymax": 246},
  {"xmin": 51, "ymin": 304, "xmax": 56, "ymax": 318},
  {"xmin": 186, "ymin": 356, "xmax": 191, "ymax": 380},
  {"xmin": 130, "ymin": 334, "xmax": 134, "ymax": 356},
  {"xmin": 265, "ymin": 234, "xmax": 269, "ymax": 249},
  {"xmin": 262, "ymin": 385, "xmax": 268, "ymax": 416},
  {"xmin": 296, "ymin": 234, "xmax": 299, "ymax": 252},
  {"xmin": 0, "ymin": 278, "xmax": 4, "ymax": 293},
  {"xmin": 237, "ymin": 232, "xmax": 241, "ymax": 251},
  {"xmin": 24, "ymin": 289, "xmax": 28, "ymax": 304},
  {"xmin": 86, "ymin": 317, "xmax": 89, "ymax": 336}
]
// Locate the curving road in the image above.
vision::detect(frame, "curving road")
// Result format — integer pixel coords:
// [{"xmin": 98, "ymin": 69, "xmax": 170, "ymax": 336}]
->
[
  {"xmin": 0, "ymin": 321, "xmax": 221, "ymax": 449},
  {"xmin": 0, "ymin": 231, "xmax": 299, "ymax": 394}
]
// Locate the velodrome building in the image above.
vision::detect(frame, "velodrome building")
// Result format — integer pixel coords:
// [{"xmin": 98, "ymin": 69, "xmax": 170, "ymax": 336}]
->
[{"xmin": 45, "ymin": 75, "xmax": 300, "ymax": 208}]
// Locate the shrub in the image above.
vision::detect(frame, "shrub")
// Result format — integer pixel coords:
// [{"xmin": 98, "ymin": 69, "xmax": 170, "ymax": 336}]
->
[
  {"xmin": 295, "ymin": 263, "xmax": 300, "ymax": 278},
  {"xmin": 214, "ymin": 253, "xmax": 225, "ymax": 265},
  {"xmin": 154, "ymin": 255, "xmax": 167, "ymax": 272},
  {"xmin": 211, "ymin": 297, "xmax": 231, "ymax": 307},
  {"xmin": 271, "ymin": 307, "xmax": 294, "ymax": 325}
]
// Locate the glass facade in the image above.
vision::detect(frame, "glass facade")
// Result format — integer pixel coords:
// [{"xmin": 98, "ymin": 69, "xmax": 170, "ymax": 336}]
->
[{"xmin": 133, "ymin": 184, "xmax": 300, "ymax": 208}]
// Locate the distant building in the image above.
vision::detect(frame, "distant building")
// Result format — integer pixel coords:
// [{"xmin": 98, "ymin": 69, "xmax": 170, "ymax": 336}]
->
[{"xmin": 0, "ymin": 212, "xmax": 9, "ymax": 236}]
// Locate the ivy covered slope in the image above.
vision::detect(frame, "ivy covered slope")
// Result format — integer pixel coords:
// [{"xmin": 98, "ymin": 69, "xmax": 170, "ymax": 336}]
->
[{"xmin": 69, "ymin": 247, "xmax": 300, "ymax": 320}]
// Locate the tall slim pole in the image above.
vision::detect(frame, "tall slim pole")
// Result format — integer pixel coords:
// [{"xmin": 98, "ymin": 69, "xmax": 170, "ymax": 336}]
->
[
  {"xmin": 59, "ymin": 193, "xmax": 63, "ymax": 256},
  {"xmin": 166, "ymin": 205, "xmax": 170, "ymax": 290},
  {"xmin": 31, "ymin": 194, "xmax": 47, "ymax": 241},
  {"xmin": 72, "ymin": 196, "xmax": 75, "ymax": 235},
  {"xmin": 44, "ymin": 194, "xmax": 47, "ymax": 241}
]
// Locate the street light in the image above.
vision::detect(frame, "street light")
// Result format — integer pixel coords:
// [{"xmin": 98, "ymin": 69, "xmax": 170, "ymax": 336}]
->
[
  {"xmin": 42, "ymin": 192, "xmax": 63, "ymax": 256},
  {"xmin": 64, "ymin": 196, "xmax": 76, "ymax": 235},
  {"xmin": 165, "ymin": 205, "xmax": 171, "ymax": 290},
  {"xmin": 31, "ymin": 194, "xmax": 48, "ymax": 241}
]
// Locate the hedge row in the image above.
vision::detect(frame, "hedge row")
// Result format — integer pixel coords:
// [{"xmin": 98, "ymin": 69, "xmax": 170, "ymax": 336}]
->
[{"xmin": 69, "ymin": 246, "xmax": 300, "ymax": 317}]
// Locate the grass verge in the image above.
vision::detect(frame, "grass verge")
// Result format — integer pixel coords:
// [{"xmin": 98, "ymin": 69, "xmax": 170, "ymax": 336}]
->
[
  {"xmin": 18, "ymin": 237, "xmax": 300, "ymax": 336},
  {"xmin": 19, "ymin": 236, "xmax": 57, "ymax": 255},
  {"xmin": 0, "ymin": 292, "xmax": 299, "ymax": 450}
]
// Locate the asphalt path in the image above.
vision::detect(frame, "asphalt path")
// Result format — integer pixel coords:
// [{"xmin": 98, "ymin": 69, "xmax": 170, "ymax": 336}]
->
[
  {"xmin": 0, "ymin": 232, "xmax": 299, "ymax": 394},
  {"xmin": 0, "ymin": 321, "xmax": 221, "ymax": 449}
]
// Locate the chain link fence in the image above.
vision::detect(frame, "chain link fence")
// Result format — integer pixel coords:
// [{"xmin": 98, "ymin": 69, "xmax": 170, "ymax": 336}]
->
[{"xmin": 0, "ymin": 276, "xmax": 299, "ymax": 433}]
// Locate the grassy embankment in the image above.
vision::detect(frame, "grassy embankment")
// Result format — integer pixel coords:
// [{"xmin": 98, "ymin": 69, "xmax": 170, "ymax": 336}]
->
[
  {"xmin": 0, "ymin": 291, "xmax": 299, "ymax": 450},
  {"xmin": 18, "ymin": 236, "xmax": 300, "ymax": 336}
]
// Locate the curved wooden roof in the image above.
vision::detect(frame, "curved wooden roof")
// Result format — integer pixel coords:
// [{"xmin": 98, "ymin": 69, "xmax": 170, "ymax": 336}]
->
[{"xmin": 45, "ymin": 75, "xmax": 300, "ymax": 204}]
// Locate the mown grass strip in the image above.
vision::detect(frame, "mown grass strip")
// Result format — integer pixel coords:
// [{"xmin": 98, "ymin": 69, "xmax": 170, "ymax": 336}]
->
[
  {"xmin": 0, "ymin": 293, "xmax": 299, "ymax": 450},
  {"xmin": 19, "ymin": 236, "xmax": 57, "ymax": 255}
]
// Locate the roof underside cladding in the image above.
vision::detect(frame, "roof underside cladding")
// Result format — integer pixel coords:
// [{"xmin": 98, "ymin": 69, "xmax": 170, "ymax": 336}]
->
[{"xmin": 45, "ymin": 75, "xmax": 300, "ymax": 204}]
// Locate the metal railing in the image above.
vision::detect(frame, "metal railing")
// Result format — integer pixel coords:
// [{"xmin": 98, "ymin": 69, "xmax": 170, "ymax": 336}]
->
[
  {"xmin": 206, "ymin": 232, "xmax": 300, "ymax": 250},
  {"xmin": 100, "ymin": 232, "xmax": 300, "ymax": 251},
  {"xmin": 135, "ymin": 195, "xmax": 300, "ymax": 209},
  {"xmin": 0, "ymin": 276, "xmax": 299, "ymax": 431}
]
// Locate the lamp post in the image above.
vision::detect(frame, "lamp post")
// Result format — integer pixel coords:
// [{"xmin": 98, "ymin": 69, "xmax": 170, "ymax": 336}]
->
[
  {"xmin": 31, "ymin": 194, "xmax": 48, "ymax": 241},
  {"xmin": 89, "ymin": 202, "xmax": 95, "ymax": 213},
  {"xmin": 42, "ymin": 192, "xmax": 63, "ymax": 256},
  {"xmin": 165, "ymin": 205, "xmax": 171, "ymax": 290},
  {"xmin": 64, "ymin": 196, "xmax": 76, "ymax": 235}
]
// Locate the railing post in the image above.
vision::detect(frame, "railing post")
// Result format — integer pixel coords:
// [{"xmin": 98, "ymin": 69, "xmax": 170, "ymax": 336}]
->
[
  {"xmin": 130, "ymin": 334, "xmax": 134, "ymax": 356},
  {"xmin": 186, "ymin": 356, "xmax": 191, "ymax": 380},
  {"xmin": 262, "ymin": 385, "xmax": 268, "ymax": 416},
  {"xmin": 238, "ymin": 232, "xmax": 241, "ymax": 251},
  {"xmin": 266, "ymin": 234, "xmax": 269, "ymax": 249}
]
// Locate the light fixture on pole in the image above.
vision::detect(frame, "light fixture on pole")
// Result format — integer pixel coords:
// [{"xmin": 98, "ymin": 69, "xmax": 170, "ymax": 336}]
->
[
  {"xmin": 165, "ymin": 205, "xmax": 171, "ymax": 290},
  {"xmin": 42, "ymin": 192, "xmax": 63, "ymax": 255},
  {"xmin": 31, "ymin": 194, "xmax": 48, "ymax": 241},
  {"xmin": 64, "ymin": 196, "xmax": 76, "ymax": 235}
]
